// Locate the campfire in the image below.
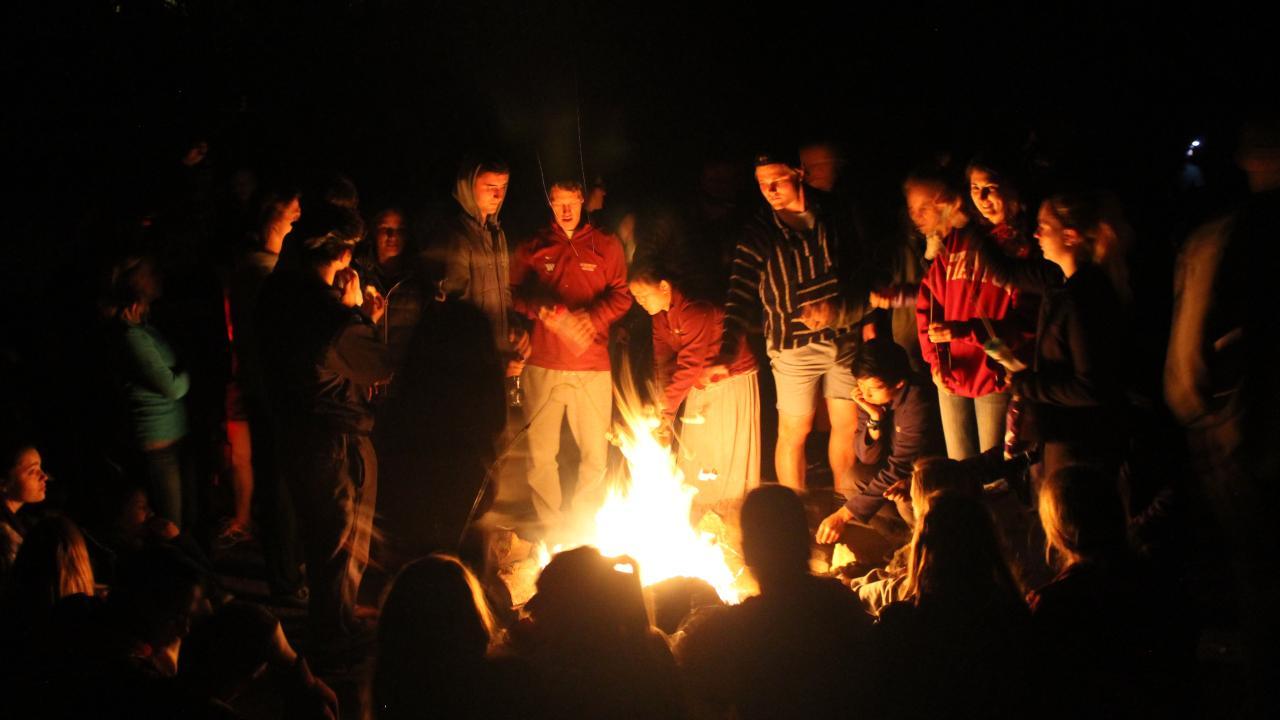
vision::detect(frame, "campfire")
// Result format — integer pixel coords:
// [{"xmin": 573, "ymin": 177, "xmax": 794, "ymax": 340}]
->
[{"xmin": 500, "ymin": 363, "xmax": 754, "ymax": 606}]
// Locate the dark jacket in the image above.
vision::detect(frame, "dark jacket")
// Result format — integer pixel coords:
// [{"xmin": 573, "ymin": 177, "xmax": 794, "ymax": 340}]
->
[
  {"xmin": 0, "ymin": 503, "xmax": 28, "ymax": 583},
  {"xmin": 1012, "ymin": 263, "xmax": 1128, "ymax": 446},
  {"xmin": 1028, "ymin": 559, "xmax": 1188, "ymax": 719},
  {"xmin": 256, "ymin": 270, "xmax": 394, "ymax": 435},
  {"xmin": 845, "ymin": 380, "xmax": 945, "ymax": 522},
  {"xmin": 679, "ymin": 575, "xmax": 874, "ymax": 720}
]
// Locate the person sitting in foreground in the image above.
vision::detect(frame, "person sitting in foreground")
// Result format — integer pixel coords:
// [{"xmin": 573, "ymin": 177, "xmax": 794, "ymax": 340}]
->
[
  {"xmin": 509, "ymin": 546, "xmax": 681, "ymax": 720},
  {"xmin": 373, "ymin": 554, "xmax": 531, "ymax": 720},
  {"xmin": 0, "ymin": 514, "xmax": 98, "ymax": 694},
  {"xmin": 178, "ymin": 601, "xmax": 338, "ymax": 719},
  {"xmin": 872, "ymin": 493, "xmax": 1038, "ymax": 719},
  {"xmin": 678, "ymin": 485, "xmax": 875, "ymax": 720},
  {"xmin": 842, "ymin": 457, "xmax": 982, "ymax": 616},
  {"xmin": 1029, "ymin": 465, "xmax": 1191, "ymax": 719},
  {"xmin": 1, "ymin": 437, "xmax": 50, "ymax": 586}
]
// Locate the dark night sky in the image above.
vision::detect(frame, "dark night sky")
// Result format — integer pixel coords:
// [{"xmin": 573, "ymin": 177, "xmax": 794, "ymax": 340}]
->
[{"xmin": 5, "ymin": 1, "xmax": 1276, "ymax": 276}]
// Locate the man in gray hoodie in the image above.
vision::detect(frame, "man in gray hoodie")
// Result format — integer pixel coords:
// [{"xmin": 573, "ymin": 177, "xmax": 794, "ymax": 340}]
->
[{"xmin": 435, "ymin": 156, "xmax": 529, "ymax": 373}]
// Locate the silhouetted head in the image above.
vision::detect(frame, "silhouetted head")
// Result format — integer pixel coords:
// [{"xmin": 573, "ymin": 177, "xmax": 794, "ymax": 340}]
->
[
  {"xmin": 283, "ymin": 202, "xmax": 364, "ymax": 274},
  {"xmin": 179, "ymin": 601, "xmax": 279, "ymax": 702},
  {"xmin": 1038, "ymin": 465, "xmax": 1129, "ymax": 571},
  {"xmin": 799, "ymin": 141, "xmax": 847, "ymax": 193},
  {"xmin": 906, "ymin": 494, "xmax": 1022, "ymax": 611},
  {"xmin": 740, "ymin": 485, "xmax": 810, "ymax": 583},
  {"xmin": 1238, "ymin": 109, "xmax": 1280, "ymax": 192},
  {"xmin": 378, "ymin": 554, "xmax": 496, "ymax": 664},
  {"xmin": 374, "ymin": 554, "xmax": 498, "ymax": 718},
  {"xmin": 322, "ymin": 172, "xmax": 360, "ymax": 210},
  {"xmin": 7, "ymin": 515, "xmax": 95, "ymax": 618},
  {"xmin": 109, "ymin": 544, "xmax": 207, "ymax": 652},
  {"xmin": 909, "ymin": 457, "xmax": 982, "ymax": 522},
  {"xmin": 102, "ymin": 256, "xmax": 163, "ymax": 321},
  {"xmin": 527, "ymin": 546, "xmax": 650, "ymax": 649}
]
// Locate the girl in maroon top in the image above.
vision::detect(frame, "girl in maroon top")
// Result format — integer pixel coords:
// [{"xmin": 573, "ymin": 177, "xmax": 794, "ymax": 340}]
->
[{"xmin": 629, "ymin": 260, "xmax": 760, "ymax": 513}]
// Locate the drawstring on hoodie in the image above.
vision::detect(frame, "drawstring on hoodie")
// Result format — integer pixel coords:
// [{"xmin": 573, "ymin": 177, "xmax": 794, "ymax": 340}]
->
[{"xmin": 535, "ymin": 150, "xmax": 551, "ymax": 205}]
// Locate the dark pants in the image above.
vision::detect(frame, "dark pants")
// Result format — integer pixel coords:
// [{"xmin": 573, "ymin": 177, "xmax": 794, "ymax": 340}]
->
[
  {"xmin": 252, "ymin": 408, "xmax": 303, "ymax": 594},
  {"xmin": 835, "ymin": 462, "xmax": 913, "ymax": 563},
  {"xmin": 142, "ymin": 440, "xmax": 195, "ymax": 531},
  {"xmin": 286, "ymin": 429, "xmax": 377, "ymax": 641}
]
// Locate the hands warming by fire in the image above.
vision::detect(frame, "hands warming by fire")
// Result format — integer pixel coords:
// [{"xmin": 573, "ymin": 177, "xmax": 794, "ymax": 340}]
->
[
  {"xmin": 539, "ymin": 304, "xmax": 595, "ymax": 356},
  {"xmin": 335, "ymin": 267, "xmax": 387, "ymax": 325},
  {"xmin": 816, "ymin": 505, "xmax": 854, "ymax": 545}
]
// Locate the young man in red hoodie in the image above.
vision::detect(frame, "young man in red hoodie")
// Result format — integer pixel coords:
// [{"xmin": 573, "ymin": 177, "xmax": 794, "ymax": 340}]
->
[
  {"xmin": 629, "ymin": 258, "xmax": 761, "ymax": 515},
  {"xmin": 511, "ymin": 180, "xmax": 633, "ymax": 534}
]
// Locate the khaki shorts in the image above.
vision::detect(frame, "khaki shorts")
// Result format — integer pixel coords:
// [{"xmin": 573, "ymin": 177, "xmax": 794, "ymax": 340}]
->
[{"xmin": 769, "ymin": 334, "xmax": 858, "ymax": 417}]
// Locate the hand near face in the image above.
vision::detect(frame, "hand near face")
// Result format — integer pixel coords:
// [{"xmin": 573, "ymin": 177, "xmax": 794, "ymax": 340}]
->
[
  {"xmin": 850, "ymin": 384, "xmax": 882, "ymax": 421},
  {"xmin": 335, "ymin": 268, "xmax": 363, "ymax": 308}
]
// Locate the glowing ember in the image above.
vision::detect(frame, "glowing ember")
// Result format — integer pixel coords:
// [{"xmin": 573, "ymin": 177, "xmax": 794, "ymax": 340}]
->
[{"xmin": 519, "ymin": 362, "xmax": 748, "ymax": 604}]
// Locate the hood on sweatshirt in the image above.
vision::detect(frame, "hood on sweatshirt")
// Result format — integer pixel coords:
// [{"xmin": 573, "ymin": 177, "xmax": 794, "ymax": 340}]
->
[{"xmin": 452, "ymin": 157, "xmax": 508, "ymax": 228}]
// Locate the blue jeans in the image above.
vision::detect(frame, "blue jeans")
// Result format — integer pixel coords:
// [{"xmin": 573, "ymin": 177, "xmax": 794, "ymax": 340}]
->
[{"xmin": 937, "ymin": 391, "xmax": 1010, "ymax": 460}]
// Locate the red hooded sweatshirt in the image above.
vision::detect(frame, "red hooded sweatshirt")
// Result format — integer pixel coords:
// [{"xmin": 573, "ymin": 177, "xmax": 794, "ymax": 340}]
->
[
  {"xmin": 511, "ymin": 223, "xmax": 632, "ymax": 371},
  {"xmin": 916, "ymin": 224, "xmax": 1037, "ymax": 397},
  {"xmin": 653, "ymin": 288, "xmax": 758, "ymax": 418}
]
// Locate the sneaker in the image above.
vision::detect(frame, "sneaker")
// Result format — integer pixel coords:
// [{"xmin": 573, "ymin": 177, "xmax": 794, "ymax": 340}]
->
[{"xmin": 212, "ymin": 520, "xmax": 254, "ymax": 551}]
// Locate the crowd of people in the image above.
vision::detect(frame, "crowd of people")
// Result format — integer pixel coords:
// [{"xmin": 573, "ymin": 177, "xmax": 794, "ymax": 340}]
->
[{"xmin": 0, "ymin": 106, "xmax": 1277, "ymax": 719}]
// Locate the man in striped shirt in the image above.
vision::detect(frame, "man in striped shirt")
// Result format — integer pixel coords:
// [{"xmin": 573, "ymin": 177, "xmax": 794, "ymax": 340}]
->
[{"xmin": 710, "ymin": 151, "xmax": 873, "ymax": 494}]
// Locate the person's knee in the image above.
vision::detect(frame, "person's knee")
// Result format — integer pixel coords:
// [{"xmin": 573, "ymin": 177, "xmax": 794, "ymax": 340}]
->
[{"xmin": 777, "ymin": 413, "xmax": 813, "ymax": 445}]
